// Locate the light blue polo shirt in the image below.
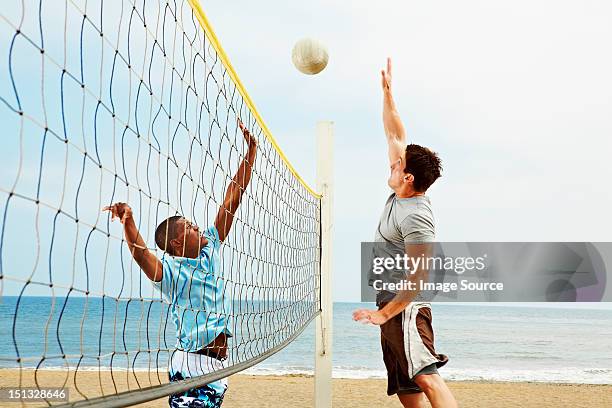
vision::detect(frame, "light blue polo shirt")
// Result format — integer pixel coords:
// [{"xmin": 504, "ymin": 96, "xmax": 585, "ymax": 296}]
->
[{"xmin": 153, "ymin": 225, "xmax": 232, "ymax": 352}]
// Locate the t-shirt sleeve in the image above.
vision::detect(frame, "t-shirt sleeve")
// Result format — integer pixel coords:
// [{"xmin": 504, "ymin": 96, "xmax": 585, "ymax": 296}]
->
[
  {"xmin": 151, "ymin": 257, "xmax": 172, "ymax": 297},
  {"xmin": 204, "ymin": 225, "xmax": 222, "ymax": 250},
  {"xmin": 399, "ymin": 212, "xmax": 435, "ymax": 244}
]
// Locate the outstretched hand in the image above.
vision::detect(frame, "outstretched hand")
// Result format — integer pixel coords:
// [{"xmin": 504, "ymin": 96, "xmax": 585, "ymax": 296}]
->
[
  {"xmin": 238, "ymin": 118, "xmax": 258, "ymax": 148},
  {"xmin": 102, "ymin": 202, "xmax": 133, "ymax": 225},
  {"xmin": 381, "ymin": 57, "xmax": 392, "ymax": 93},
  {"xmin": 352, "ymin": 308, "xmax": 390, "ymax": 326}
]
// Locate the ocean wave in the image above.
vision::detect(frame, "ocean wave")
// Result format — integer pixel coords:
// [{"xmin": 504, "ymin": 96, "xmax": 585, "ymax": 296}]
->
[
  {"xmin": 3, "ymin": 365, "xmax": 611, "ymax": 384},
  {"xmin": 441, "ymin": 367, "xmax": 612, "ymax": 384},
  {"xmin": 246, "ymin": 366, "xmax": 612, "ymax": 384}
]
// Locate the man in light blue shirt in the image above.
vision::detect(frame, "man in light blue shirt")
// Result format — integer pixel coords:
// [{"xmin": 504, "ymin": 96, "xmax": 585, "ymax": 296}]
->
[
  {"xmin": 153, "ymin": 223, "xmax": 229, "ymax": 353},
  {"xmin": 104, "ymin": 119, "xmax": 257, "ymax": 408}
]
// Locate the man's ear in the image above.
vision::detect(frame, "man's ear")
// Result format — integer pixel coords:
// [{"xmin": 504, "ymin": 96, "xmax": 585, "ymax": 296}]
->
[
  {"xmin": 170, "ymin": 237, "xmax": 182, "ymax": 254},
  {"xmin": 403, "ymin": 173, "xmax": 414, "ymax": 184}
]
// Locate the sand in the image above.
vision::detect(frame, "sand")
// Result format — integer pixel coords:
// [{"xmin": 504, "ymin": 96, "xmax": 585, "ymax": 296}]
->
[{"xmin": 0, "ymin": 369, "xmax": 611, "ymax": 407}]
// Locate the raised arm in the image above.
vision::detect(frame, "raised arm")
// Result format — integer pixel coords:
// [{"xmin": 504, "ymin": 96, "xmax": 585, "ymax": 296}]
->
[
  {"xmin": 214, "ymin": 119, "xmax": 257, "ymax": 242},
  {"xmin": 103, "ymin": 203, "xmax": 163, "ymax": 282},
  {"xmin": 381, "ymin": 57, "xmax": 407, "ymax": 165}
]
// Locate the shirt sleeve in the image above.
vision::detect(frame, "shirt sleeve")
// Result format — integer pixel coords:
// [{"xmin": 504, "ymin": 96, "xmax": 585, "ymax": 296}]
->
[
  {"xmin": 151, "ymin": 257, "xmax": 172, "ymax": 298},
  {"xmin": 399, "ymin": 213, "xmax": 435, "ymax": 244},
  {"xmin": 204, "ymin": 225, "xmax": 222, "ymax": 250}
]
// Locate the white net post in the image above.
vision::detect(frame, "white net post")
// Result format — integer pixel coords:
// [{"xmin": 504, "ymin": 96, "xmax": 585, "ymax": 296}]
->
[{"xmin": 315, "ymin": 121, "xmax": 334, "ymax": 408}]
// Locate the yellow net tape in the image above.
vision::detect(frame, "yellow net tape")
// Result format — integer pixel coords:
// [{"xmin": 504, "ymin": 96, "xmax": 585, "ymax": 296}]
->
[{"xmin": 187, "ymin": 0, "xmax": 322, "ymax": 198}]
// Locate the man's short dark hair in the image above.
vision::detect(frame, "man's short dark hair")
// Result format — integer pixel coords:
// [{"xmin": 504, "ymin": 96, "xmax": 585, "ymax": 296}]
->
[
  {"xmin": 404, "ymin": 144, "xmax": 442, "ymax": 192},
  {"xmin": 155, "ymin": 215, "xmax": 182, "ymax": 253}
]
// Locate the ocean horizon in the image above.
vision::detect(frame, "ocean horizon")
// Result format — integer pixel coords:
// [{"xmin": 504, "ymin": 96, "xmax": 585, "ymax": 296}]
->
[{"xmin": 1, "ymin": 297, "xmax": 611, "ymax": 384}]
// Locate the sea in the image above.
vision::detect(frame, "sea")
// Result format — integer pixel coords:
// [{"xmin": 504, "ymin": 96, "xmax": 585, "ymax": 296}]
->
[{"xmin": 1, "ymin": 297, "xmax": 611, "ymax": 384}]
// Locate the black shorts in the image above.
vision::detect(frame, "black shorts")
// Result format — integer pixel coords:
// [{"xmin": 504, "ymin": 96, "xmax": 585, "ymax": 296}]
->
[{"xmin": 378, "ymin": 300, "xmax": 449, "ymax": 395}]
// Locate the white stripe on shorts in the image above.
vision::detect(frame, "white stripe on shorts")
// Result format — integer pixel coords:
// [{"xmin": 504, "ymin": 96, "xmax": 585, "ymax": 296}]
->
[{"xmin": 402, "ymin": 302, "xmax": 439, "ymax": 379}]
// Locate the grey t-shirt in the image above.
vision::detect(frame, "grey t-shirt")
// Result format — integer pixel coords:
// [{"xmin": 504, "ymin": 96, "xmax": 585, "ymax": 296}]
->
[
  {"xmin": 375, "ymin": 193, "xmax": 435, "ymax": 244},
  {"xmin": 371, "ymin": 193, "xmax": 436, "ymax": 300}
]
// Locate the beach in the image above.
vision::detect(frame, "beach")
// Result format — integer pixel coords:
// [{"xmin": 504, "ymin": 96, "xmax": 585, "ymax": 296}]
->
[
  {"xmin": 225, "ymin": 375, "xmax": 612, "ymax": 408},
  {"xmin": 1, "ymin": 301, "xmax": 611, "ymax": 407},
  {"xmin": 1, "ymin": 370, "xmax": 611, "ymax": 407}
]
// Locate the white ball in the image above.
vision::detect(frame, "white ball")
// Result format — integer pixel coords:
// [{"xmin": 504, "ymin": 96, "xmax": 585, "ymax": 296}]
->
[{"xmin": 291, "ymin": 38, "xmax": 329, "ymax": 75}]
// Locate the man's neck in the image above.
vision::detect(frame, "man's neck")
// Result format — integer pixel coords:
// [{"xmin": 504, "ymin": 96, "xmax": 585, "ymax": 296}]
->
[{"xmin": 394, "ymin": 189, "xmax": 425, "ymax": 199}]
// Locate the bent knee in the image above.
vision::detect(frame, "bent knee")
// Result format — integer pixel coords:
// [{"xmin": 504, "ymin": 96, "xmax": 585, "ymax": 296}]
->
[{"xmin": 414, "ymin": 373, "xmax": 442, "ymax": 393}]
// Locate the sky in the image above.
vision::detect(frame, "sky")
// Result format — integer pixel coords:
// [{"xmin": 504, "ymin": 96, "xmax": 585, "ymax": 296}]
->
[
  {"xmin": 201, "ymin": 0, "xmax": 612, "ymax": 301},
  {"xmin": 1, "ymin": 0, "xmax": 611, "ymax": 303}
]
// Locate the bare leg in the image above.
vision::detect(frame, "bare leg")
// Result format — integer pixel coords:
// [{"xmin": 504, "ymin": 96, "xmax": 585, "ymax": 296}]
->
[
  {"xmin": 414, "ymin": 374, "xmax": 457, "ymax": 408},
  {"xmin": 398, "ymin": 392, "xmax": 427, "ymax": 408}
]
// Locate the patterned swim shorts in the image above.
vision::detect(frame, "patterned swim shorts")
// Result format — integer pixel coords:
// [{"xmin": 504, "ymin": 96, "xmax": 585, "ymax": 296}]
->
[{"xmin": 167, "ymin": 349, "xmax": 228, "ymax": 408}]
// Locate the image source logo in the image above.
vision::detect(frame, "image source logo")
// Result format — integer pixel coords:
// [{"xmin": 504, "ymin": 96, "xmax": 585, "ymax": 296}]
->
[{"xmin": 360, "ymin": 242, "xmax": 610, "ymax": 302}]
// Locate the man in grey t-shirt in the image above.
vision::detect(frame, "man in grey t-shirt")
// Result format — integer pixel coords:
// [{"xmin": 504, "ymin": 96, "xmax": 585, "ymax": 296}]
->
[
  {"xmin": 353, "ymin": 58, "xmax": 457, "ymax": 408},
  {"xmin": 369, "ymin": 193, "xmax": 436, "ymax": 303}
]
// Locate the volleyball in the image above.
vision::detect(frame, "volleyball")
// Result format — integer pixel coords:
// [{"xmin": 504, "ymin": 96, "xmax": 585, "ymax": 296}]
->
[{"xmin": 291, "ymin": 38, "xmax": 329, "ymax": 75}]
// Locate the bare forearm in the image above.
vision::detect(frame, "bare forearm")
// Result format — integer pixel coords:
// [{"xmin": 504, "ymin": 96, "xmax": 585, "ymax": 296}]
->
[
  {"xmin": 379, "ymin": 272, "xmax": 423, "ymax": 320},
  {"xmin": 380, "ymin": 244, "xmax": 431, "ymax": 320},
  {"xmin": 383, "ymin": 90, "xmax": 406, "ymax": 143},
  {"xmin": 123, "ymin": 217, "xmax": 148, "ymax": 261},
  {"xmin": 227, "ymin": 147, "xmax": 256, "ymax": 207},
  {"xmin": 379, "ymin": 298, "xmax": 410, "ymax": 320},
  {"xmin": 104, "ymin": 202, "xmax": 162, "ymax": 282},
  {"xmin": 215, "ymin": 145, "xmax": 256, "ymax": 240},
  {"xmin": 236, "ymin": 147, "xmax": 256, "ymax": 190}
]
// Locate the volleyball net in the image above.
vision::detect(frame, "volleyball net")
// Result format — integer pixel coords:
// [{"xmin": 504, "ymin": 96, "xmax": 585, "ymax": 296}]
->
[{"xmin": 0, "ymin": 0, "xmax": 321, "ymax": 406}]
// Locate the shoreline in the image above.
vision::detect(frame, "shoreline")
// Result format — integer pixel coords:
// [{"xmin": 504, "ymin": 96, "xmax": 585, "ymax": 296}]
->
[
  {"xmin": 3, "ymin": 367, "xmax": 610, "ymax": 386},
  {"xmin": 1, "ymin": 370, "xmax": 611, "ymax": 407}
]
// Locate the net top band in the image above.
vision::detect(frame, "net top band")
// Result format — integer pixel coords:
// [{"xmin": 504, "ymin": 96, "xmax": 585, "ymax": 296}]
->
[{"xmin": 187, "ymin": 0, "xmax": 322, "ymax": 199}]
